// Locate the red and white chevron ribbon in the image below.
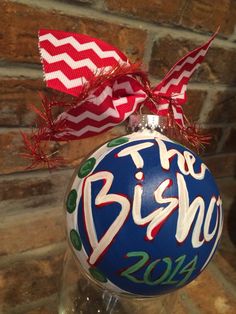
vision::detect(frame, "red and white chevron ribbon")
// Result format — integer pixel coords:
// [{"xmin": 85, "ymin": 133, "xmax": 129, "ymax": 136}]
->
[
  {"xmin": 39, "ymin": 29, "xmax": 129, "ymax": 96},
  {"xmin": 21, "ymin": 29, "xmax": 218, "ymax": 168},
  {"xmin": 38, "ymin": 29, "xmax": 217, "ymax": 140},
  {"xmin": 152, "ymin": 30, "xmax": 218, "ymax": 125}
]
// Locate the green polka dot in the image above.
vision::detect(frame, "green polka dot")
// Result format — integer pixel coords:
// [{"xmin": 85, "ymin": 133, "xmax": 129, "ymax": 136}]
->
[
  {"xmin": 78, "ymin": 157, "xmax": 96, "ymax": 178},
  {"xmin": 107, "ymin": 137, "xmax": 129, "ymax": 147},
  {"xmin": 70, "ymin": 229, "xmax": 82, "ymax": 251},
  {"xmin": 66, "ymin": 189, "xmax": 77, "ymax": 213},
  {"xmin": 89, "ymin": 267, "xmax": 107, "ymax": 283}
]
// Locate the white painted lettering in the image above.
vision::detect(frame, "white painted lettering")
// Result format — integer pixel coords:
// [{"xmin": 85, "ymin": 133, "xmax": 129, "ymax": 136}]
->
[
  {"xmin": 83, "ymin": 171, "xmax": 130, "ymax": 265},
  {"xmin": 117, "ymin": 142, "xmax": 154, "ymax": 169}
]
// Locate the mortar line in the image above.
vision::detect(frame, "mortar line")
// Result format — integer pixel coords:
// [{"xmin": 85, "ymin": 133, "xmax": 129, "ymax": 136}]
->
[
  {"xmin": 0, "ymin": 63, "xmax": 42, "ymax": 78},
  {"xmin": 187, "ymin": 82, "xmax": 236, "ymax": 91},
  {"xmin": 93, "ymin": 0, "xmax": 106, "ymax": 10},
  {"xmin": 203, "ymin": 151, "xmax": 236, "ymax": 159},
  {"xmin": 11, "ymin": 0, "xmax": 236, "ymax": 48},
  {"xmin": 0, "ymin": 126, "xmax": 31, "ymax": 132},
  {"xmin": 228, "ymin": 25, "xmax": 236, "ymax": 41},
  {"xmin": 0, "ymin": 241, "xmax": 66, "ymax": 269},
  {"xmin": 0, "ymin": 203, "xmax": 64, "ymax": 225},
  {"xmin": 149, "ymin": 75, "xmax": 236, "ymax": 91},
  {"xmin": 142, "ymin": 32, "xmax": 156, "ymax": 67},
  {"xmin": 1, "ymin": 63, "xmax": 236, "ymax": 91},
  {"xmin": 216, "ymin": 126, "xmax": 231, "ymax": 153},
  {"xmin": 198, "ymin": 89, "xmax": 215, "ymax": 123},
  {"xmin": 178, "ymin": 0, "xmax": 190, "ymax": 25},
  {"xmin": 199, "ymin": 122, "xmax": 236, "ymax": 128},
  {"xmin": 0, "ymin": 165, "xmax": 73, "ymax": 179}
]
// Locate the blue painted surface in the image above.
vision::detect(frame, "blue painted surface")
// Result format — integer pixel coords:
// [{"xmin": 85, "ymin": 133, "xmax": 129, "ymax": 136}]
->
[{"xmin": 75, "ymin": 136, "xmax": 222, "ymax": 295}]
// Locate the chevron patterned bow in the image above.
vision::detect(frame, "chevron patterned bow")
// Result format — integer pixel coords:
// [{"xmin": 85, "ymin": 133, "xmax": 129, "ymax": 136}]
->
[
  {"xmin": 21, "ymin": 29, "xmax": 218, "ymax": 168},
  {"xmin": 37, "ymin": 29, "xmax": 217, "ymax": 140}
]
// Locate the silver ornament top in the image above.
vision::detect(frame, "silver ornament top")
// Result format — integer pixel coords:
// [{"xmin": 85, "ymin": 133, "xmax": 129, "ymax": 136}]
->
[{"xmin": 127, "ymin": 114, "xmax": 168, "ymax": 134}]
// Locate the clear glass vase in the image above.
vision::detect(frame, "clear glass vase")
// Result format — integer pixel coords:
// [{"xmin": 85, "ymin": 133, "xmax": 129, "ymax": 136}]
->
[{"xmin": 58, "ymin": 249, "xmax": 178, "ymax": 314}]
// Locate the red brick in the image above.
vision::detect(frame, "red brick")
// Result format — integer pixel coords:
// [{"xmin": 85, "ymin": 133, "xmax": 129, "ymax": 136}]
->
[
  {"xmin": 216, "ymin": 177, "xmax": 236, "ymax": 212},
  {"xmin": 149, "ymin": 36, "xmax": 236, "ymax": 84},
  {"xmin": 149, "ymin": 36, "xmax": 194, "ymax": 79},
  {"xmin": 180, "ymin": 0, "xmax": 236, "ymax": 37},
  {"xmin": 0, "ymin": 209, "xmax": 65, "ymax": 256},
  {"xmin": 222, "ymin": 128, "xmax": 236, "ymax": 153},
  {"xmin": 105, "ymin": 0, "xmax": 185, "ymax": 25},
  {"xmin": 183, "ymin": 89, "xmax": 207, "ymax": 121},
  {"xmin": 106, "ymin": 0, "xmax": 236, "ymax": 37},
  {"xmin": 0, "ymin": 125, "xmax": 126, "ymax": 174},
  {"xmin": 207, "ymin": 90, "xmax": 236, "ymax": 124},
  {"xmin": 0, "ymin": 78, "xmax": 44, "ymax": 127},
  {"xmin": 0, "ymin": 129, "xmax": 64, "ymax": 173},
  {"xmin": 0, "ymin": 170, "xmax": 73, "ymax": 216},
  {"xmin": 0, "ymin": 1, "xmax": 146, "ymax": 64},
  {"xmin": 78, "ymin": 18, "xmax": 146, "ymax": 62},
  {"xmin": 0, "ymin": 78, "xmax": 75, "ymax": 128},
  {"xmin": 0, "ymin": 171, "xmax": 68, "ymax": 202},
  {"xmin": 203, "ymin": 153, "xmax": 236, "ymax": 178},
  {"xmin": 201, "ymin": 47, "xmax": 236, "ymax": 85},
  {"xmin": 200, "ymin": 127, "xmax": 223, "ymax": 155},
  {"xmin": 148, "ymin": 125, "xmax": 222, "ymax": 156},
  {"xmin": 59, "ymin": 126, "xmax": 127, "ymax": 168},
  {"xmin": 0, "ymin": 130, "xmax": 41, "ymax": 174},
  {"xmin": 0, "ymin": 252, "xmax": 64, "ymax": 311},
  {"xmin": 0, "ymin": 177, "xmax": 52, "ymax": 202}
]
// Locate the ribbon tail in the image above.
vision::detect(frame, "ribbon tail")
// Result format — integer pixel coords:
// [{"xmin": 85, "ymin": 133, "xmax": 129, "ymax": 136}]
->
[
  {"xmin": 38, "ymin": 29, "xmax": 129, "ymax": 96},
  {"xmin": 151, "ymin": 28, "xmax": 219, "ymax": 124}
]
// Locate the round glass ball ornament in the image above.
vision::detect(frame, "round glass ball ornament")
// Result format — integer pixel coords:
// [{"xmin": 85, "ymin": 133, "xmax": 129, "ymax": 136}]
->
[{"xmin": 66, "ymin": 115, "xmax": 223, "ymax": 296}]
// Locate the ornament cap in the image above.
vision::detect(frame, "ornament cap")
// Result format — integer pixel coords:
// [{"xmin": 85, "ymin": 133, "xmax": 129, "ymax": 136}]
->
[{"xmin": 128, "ymin": 114, "xmax": 168, "ymax": 134}]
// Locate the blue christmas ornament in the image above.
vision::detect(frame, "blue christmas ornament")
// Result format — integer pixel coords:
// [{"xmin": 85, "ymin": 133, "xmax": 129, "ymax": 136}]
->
[{"xmin": 66, "ymin": 116, "xmax": 223, "ymax": 296}]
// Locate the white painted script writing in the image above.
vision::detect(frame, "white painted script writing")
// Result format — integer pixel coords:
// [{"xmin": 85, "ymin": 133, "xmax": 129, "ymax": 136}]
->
[{"xmin": 82, "ymin": 138, "xmax": 223, "ymax": 268}]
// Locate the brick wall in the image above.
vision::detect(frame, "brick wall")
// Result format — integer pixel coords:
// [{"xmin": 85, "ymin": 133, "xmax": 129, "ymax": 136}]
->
[{"xmin": 0, "ymin": 0, "xmax": 235, "ymax": 313}]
